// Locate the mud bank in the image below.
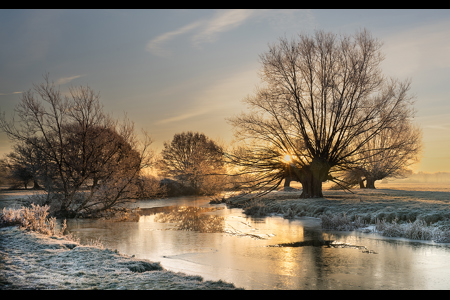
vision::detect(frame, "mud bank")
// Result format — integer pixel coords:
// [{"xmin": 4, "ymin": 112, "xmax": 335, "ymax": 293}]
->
[{"xmin": 0, "ymin": 226, "xmax": 241, "ymax": 290}]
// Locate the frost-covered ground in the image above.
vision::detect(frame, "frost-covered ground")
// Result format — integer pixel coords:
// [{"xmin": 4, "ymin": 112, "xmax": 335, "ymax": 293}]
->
[
  {"xmin": 0, "ymin": 226, "xmax": 240, "ymax": 290},
  {"xmin": 0, "ymin": 189, "xmax": 44, "ymax": 211},
  {"xmin": 226, "ymin": 182, "xmax": 450, "ymax": 241}
]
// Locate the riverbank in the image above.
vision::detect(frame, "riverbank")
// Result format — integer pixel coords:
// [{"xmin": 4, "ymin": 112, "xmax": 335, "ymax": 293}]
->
[
  {"xmin": 225, "ymin": 183, "xmax": 450, "ymax": 242},
  {"xmin": 2, "ymin": 183, "xmax": 450, "ymax": 289},
  {"xmin": 0, "ymin": 226, "xmax": 241, "ymax": 290}
]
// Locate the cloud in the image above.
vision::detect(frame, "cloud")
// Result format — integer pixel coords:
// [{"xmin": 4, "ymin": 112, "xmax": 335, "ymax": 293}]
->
[
  {"xmin": 156, "ymin": 107, "xmax": 212, "ymax": 125},
  {"xmin": 146, "ymin": 9, "xmax": 283, "ymax": 57},
  {"xmin": 191, "ymin": 9, "xmax": 257, "ymax": 46},
  {"xmin": 424, "ymin": 124, "xmax": 450, "ymax": 131},
  {"xmin": 55, "ymin": 75, "xmax": 84, "ymax": 85},
  {"xmin": 155, "ymin": 63, "xmax": 259, "ymax": 125},
  {"xmin": 145, "ymin": 21, "xmax": 202, "ymax": 57},
  {"xmin": 0, "ymin": 91, "xmax": 22, "ymax": 96}
]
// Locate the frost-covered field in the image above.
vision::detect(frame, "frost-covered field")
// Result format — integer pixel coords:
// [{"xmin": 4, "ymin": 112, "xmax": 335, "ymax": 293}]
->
[
  {"xmin": 227, "ymin": 182, "xmax": 450, "ymax": 241},
  {"xmin": 0, "ymin": 226, "xmax": 240, "ymax": 290}
]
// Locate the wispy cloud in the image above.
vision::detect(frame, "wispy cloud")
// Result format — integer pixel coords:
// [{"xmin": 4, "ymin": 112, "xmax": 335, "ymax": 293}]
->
[
  {"xmin": 0, "ymin": 91, "xmax": 23, "ymax": 96},
  {"xmin": 156, "ymin": 107, "xmax": 212, "ymax": 125},
  {"xmin": 191, "ymin": 9, "xmax": 257, "ymax": 46},
  {"xmin": 145, "ymin": 21, "xmax": 202, "ymax": 57},
  {"xmin": 55, "ymin": 75, "xmax": 84, "ymax": 85},
  {"xmin": 424, "ymin": 124, "xmax": 450, "ymax": 131},
  {"xmin": 155, "ymin": 63, "xmax": 260, "ymax": 125},
  {"xmin": 147, "ymin": 9, "xmax": 294, "ymax": 57}
]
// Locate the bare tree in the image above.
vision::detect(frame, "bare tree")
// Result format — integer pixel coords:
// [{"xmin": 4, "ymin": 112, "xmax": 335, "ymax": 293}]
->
[
  {"xmin": 2, "ymin": 140, "xmax": 47, "ymax": 189},
  {"xmin": 350, "ymin": 119, "xmax": 422, "ymax": 189},
  {"xmin": 157, "ymin": 131, "xmax": 225, "ymax": 195},
  {"xmin": 227, "ymin": 29, "xmax": 416, "ymax": 198},
  {"xmin": 0, "ymin": 75, "xmax": 155, "ymax": 217}
]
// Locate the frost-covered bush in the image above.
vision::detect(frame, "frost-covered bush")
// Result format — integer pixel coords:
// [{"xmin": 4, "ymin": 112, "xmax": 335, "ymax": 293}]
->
[
  {"xmin": 0, "ymin": 204, "xmax": 65, "ymax": 236},
  {"xmin": 375, "ymin": 218, "xmax": 402, "ymax": 237},
  {"xmin": 432, "ymin": 228, "xmax": 450, "ymax": 243},
  {"xmin": 403, "ymin": 219, "xmax": 433, "ymax": 240},
  {"xmin": 321, "ymin": 213, "xmax": 366, "ymax": 231},
  {"xmin": 374, "ymin": 218, "xmax": 450, "ymax": 242},
  {"xmin": 243, "ymin": 199, "xmax": 268, "ymax": 217}
]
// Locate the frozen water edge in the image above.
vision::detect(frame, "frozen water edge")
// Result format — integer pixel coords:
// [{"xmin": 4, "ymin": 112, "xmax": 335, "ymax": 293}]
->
[{"xmin": 0, "ymin": 226, "xmax": 241, "ymax": 290}]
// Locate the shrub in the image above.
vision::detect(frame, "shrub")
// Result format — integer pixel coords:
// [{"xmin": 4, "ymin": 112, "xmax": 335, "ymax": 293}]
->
[
  {"xmin": 243, "ymin": 199, "xmax": 268, "ymax": 217},
  {"xmin": 321, "ymin": 213, "xmax": 366, "ymax": 231},
  {"xmin": 403, "ymin": 219, "xmax": 433, "ymax": 240},
  {"xmin": 374, "ymin": 218, "xmax": 449, "ymax": 242},
  {"xmin": 419, "ymin": 212, "xmax": 447, "ymax": 225},
  {"xmin": 375, "ymin": 218, "xmax": 403, "ymax": 237},
  {"xmin": 0, "ymin": 204, "xmax": 65, "ymax": 236},
  {"xmin": 432, "ymin": 229, "xmax": 450, "ymax": 243}
]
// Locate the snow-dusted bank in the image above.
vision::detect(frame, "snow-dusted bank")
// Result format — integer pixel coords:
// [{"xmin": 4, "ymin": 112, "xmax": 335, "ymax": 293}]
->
[
  {"xmin": 0, "ymin": 226, "xmax": 240, "ymax": 290},
  {"xmin": 226, "ymin": 183, "xmax": 450, "ymax": 243}
]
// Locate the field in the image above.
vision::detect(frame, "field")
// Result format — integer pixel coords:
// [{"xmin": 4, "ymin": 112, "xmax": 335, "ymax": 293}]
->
[
  {"xmin": 0, "ymin": 226, "xmax": 240, "ymax": 290},
  {"xmin": 226, "ymin": 182, "xmax": 450, "ymax": 242}
]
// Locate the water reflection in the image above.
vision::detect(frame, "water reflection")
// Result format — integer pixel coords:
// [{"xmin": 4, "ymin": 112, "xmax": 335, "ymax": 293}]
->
[{"xmin": 151, "ymin": 206, "xmax": 225, "ymax": 233}]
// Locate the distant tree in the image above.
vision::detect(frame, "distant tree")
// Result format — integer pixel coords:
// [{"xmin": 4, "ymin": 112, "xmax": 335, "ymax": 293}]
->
[
  {"xmin": 0, "ymin": 75, "xmax": 156, "ymax": 217},
  {"xmin": 0, "ymin": 155, "xmax": 32, "ymax": 189},
  {"xmin": 5, "ymin": 159, "xmax": 33, "ymax": 189},
  {"xmin": 157, "ymin": 131, "xmax": 225, "ymax": 195},
  {"xmin": 227, "ymin": 29, "xmax": 417, "ymax": 198},
  {"xmin": 351, "ymin": 119, "xmax": 422, "ymax": 189},
  {"xmin": 0, "ymin": 158, "xmax": 10, "ymax": 187},
  {"xmin": 3, "ymin": 140, "xmax": 47, "ymax": 189}
]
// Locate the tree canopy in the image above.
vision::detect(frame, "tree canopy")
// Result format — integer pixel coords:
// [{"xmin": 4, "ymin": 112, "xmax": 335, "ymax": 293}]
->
[
  {"xmin": 0, "ymin": 75, "xmax": 155, "ymax": 217},
  {"xmin": 157, "ymin": 131, "xmax": 225, "ymax": 195},
  {"xmin": 227, "ymin": 29, "xmax": 419, "ymax": 198}
]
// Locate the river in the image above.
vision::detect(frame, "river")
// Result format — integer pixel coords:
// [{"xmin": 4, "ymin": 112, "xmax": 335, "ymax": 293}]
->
[{"xmin": 64, "ymin": 195, "xmax": 450, "ymax": 290}]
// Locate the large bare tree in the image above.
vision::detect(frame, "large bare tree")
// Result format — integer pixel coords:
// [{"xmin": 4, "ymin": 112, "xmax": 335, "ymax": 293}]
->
[
  {"xmin": 0, "ymin": 75, "xmax": 155, "ymax": 217},
  {"xmin": 227, "ymin": 29, "xmax": 417, "ymax": 198}
]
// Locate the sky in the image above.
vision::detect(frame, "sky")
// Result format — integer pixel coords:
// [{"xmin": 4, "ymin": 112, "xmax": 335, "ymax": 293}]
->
[{"xmin": 1, "ymin": 9, "xmax": 450, "ymax": 173}]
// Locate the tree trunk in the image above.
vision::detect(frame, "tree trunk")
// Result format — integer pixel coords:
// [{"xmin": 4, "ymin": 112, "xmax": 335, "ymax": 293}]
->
[
  {"xmin": 299, "ymin": 174, "xmax": 324, "ymax": 198},
  {"xmin": 284, "ymin": 177, "xmax": 291, "ymax": 188},
  {"xmin": 359, "ymin": 177, "xmax": 365, "ymax": 188},
  {"xmin": 33, "ymin": 180, "xmax": 41, "ymax": 190},
  {"xmin": 366, "ymin": 177, "xmax": 376, "ymax": 189},
  {"xmin": 296, "ymin": 159, "xmax": 330, "ymax": 198}
]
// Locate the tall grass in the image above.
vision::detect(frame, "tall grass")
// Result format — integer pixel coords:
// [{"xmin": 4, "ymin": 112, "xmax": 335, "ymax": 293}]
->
[
  {"xmin": 321, "ymin": 213, "xmax": 366, "ymax": 231},
  {"xmin": 243, "ymin": 199, "xmax": 269, "ymax": 217},
  {"xmin": 374, "ymin": 218, "xmax": 450, "ymax": 242},
  {"xmin": 1, "ymin": 204, "xmax": 65, "ymax": 236},
  {"xmin": 320, "ymin": 213, "xmax": 450, "ymax": 242}
]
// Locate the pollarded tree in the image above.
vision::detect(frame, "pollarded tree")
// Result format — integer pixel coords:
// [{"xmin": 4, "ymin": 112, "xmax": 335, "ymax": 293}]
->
[
  {"xmin": 227, "ymin": 29, "xmax": 416, "ymax": 198},
  {"xmin": 0, "ymin": 75, "xmax": 155, "ymax": 217},
  {"xmin": 352, "ymin": 118, "xmax": 422, "ymax": 189},
  {"xmin": 157, "ymin": 131, "xmax": 225, "ymax": 195}
]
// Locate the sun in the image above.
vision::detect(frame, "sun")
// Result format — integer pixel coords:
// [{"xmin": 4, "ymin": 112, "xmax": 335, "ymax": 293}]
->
[{"xmin": 282, "ymin": 154, "xmax": 293, "ymax": 163}]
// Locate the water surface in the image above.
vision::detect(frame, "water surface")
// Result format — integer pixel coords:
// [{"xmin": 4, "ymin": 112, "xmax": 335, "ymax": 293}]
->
[{"xmin": 65, "ymin": 196, "xmax": 450, "ymax": 290}]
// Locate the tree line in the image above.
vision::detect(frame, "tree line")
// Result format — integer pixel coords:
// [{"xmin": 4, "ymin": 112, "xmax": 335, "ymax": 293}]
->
[{"xmin": 0, "ymin": 29, "xmax": 422, "ymax": 217}]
